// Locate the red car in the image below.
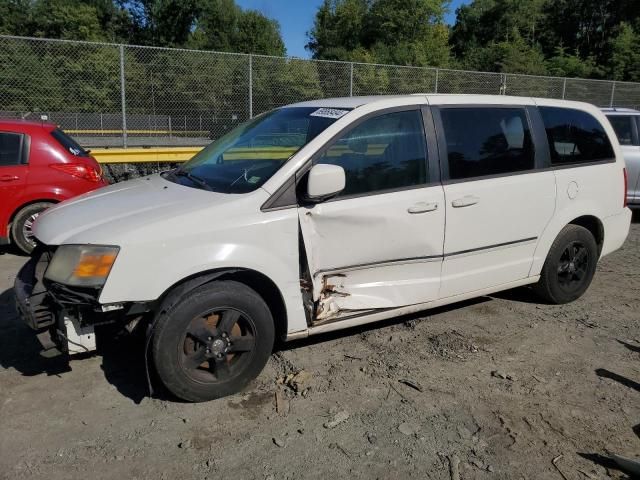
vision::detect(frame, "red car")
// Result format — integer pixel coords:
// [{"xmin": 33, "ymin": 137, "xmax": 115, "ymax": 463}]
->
[{"xmin": 0, "ymin": 119, "xmax": 108, "ymax": 253}]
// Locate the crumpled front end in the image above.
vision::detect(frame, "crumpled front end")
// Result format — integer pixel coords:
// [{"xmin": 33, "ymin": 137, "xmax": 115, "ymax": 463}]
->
[{"xmin": 14, "ymin": 246, "xmax": 150, "ymax": 357}]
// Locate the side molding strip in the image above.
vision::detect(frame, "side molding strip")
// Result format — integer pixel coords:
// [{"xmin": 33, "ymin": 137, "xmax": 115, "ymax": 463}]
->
[
  {"xmin": 444, "ymin": 237, "xmax": 538, "ymax": 258},
  {"xmin": 313, "ymin": 237, "xmax": 538, "ymax": 277}
]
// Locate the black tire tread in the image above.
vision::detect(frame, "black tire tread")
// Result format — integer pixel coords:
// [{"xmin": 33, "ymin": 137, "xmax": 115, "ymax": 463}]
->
[
  {"xmin": 534, "ymin": 224, "xmax": 598, "ymax": 304},
  {"xmin": 151, "ymin": 280, "xmax": 274, "ymax": 402},
  {"xmin": 10, "ymin": 202, "xmax": 53, "ymax": 254}
]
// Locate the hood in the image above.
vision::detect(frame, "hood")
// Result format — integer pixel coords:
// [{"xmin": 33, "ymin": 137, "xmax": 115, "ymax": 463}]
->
[{"xmin": 33, "ymin": 174, "xmax": 257, "ymax": 245}]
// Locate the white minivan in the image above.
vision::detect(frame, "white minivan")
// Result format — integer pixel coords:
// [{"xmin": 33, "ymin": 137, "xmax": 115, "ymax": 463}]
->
[{"xmin": 15, "ymin": 95, "xmax": 631, "ymax": 402}]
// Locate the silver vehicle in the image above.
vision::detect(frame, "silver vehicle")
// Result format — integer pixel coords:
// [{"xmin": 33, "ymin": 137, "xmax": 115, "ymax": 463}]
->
[{"xmin": 603, "ymin": 108, "xmax": 640, "ymax": 207}]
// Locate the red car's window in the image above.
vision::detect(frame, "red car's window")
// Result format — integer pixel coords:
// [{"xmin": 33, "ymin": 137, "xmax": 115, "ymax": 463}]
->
[
  {"xmin": 0, "ymin": 131, "xmax": 24, "ymax": 166},
  {"xmin": 51, "ymin": 128, "xmax": 90, "ymax": 157}
]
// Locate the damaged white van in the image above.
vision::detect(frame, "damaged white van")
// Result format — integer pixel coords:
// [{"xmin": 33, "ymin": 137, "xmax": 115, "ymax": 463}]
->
[{"xmin": 16, "ymin": 95, "xmax": 631, "ymax": 402}]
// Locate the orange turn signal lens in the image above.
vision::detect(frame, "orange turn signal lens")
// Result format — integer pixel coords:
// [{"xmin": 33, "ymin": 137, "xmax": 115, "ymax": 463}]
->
[{"xmin": 73, "ymin": 252, "xmax": 117, "ymax": 278}]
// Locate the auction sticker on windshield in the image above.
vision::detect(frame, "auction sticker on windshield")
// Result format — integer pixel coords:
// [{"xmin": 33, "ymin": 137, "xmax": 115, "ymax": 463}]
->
[{"xmin": 310, "ymin": 108, "xmax": 350, "ymax": 119}]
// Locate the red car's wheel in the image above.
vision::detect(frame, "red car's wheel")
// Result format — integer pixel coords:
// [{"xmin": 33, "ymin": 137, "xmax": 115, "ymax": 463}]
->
[{"xmin": 10, "ymin": 202, "xmax": 53, "ymax": 254}]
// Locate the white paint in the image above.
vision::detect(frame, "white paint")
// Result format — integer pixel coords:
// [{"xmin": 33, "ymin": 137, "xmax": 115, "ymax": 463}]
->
[
  {"xmin": 306, "ymin": 164, "xmax": 345, "ymax": 199},
  {"xmin": 64, "ymin": 317, "xmax": 96, "ymax": 355},
  {"xmin": 310, "ymin": 108, "xmax": 350, "ymax": 119},
  {"xmin": 32, "ymin": 94, "xmax": 631, "ymax": 341},
  {"xmin": 297, "ymin": 276, "xmax": 541, "ymax": 339},
  {"xmin": 440, "ymin": 171, "xmax": 556, "ymax": 298},
  {"xmin": 299, "ymin": 184, "xmax": 445, "ymax": 317}
]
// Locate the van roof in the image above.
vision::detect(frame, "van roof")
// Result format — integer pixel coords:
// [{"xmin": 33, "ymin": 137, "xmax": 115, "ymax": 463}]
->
[
  {"xmin": 287, "ymin": 94, "xmax": 598, "ymax": 110},
  {"xmin": 601, "ymin": 107, "xmax": 640, "ymax": 115}
]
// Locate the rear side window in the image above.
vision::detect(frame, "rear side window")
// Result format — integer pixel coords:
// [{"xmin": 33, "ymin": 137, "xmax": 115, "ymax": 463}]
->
[
  {"xmin": 439, "ymin": 107, "xmax": 535, "ymax": 180},
  {"xmin": 51, "ymin": 128, "xmax": 89, "ymax": 157},
  {"xmin": 540, "ymin": 107, "xmax": 614, "ymax": 164},
  {"xmin": 0, "ymin": 132, "xmax": 24, "ymax": 166},
  {"xmin": 316, "ymin": 110, "xmax": 427, "ymax": 197},
  {"xmin": 607, "ymin": 115, "xmax": 637, "ymax": 146}
]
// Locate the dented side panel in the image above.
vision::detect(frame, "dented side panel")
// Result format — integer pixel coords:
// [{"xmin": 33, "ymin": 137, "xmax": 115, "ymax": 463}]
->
[{"xmin": 299, "ymin": 186, "xmax": 445, "ymax": 322}]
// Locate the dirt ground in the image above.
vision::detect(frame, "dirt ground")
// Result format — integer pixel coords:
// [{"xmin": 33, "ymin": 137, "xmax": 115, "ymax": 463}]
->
[{"xmin": 1, "ymin": 217, "xmax": 639, "ymax": 480}]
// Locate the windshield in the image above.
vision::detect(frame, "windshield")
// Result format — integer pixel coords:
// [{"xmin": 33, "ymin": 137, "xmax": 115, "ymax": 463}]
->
[{"xmin": 165, "ymin": 106, "xmax": 351, "ymax": 193}]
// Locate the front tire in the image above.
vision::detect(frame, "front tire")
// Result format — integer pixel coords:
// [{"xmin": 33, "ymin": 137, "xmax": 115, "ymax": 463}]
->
[
  {"xmin": 10, "ymin": 202, "xmax": 53, "ymax": 254},
  {"xmin": 152, "ymin": 280, "xmax": 275, "ymax": 402},
  {"xmin": 534, "ymin": 224, "xmax": 598, "ymax": 304}
]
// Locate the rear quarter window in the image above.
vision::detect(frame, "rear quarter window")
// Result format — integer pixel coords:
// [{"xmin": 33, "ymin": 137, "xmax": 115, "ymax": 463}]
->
[
  {"xmin": 539, "ymin": 107, "xmax": 614, "ymax": 164},
  {"xmin": 606, "ymin": 115, "xmax": 637, "ymax": 146},
  {"xmin": 0, "ymin": 132, "xmax": 25, "ymax": 166},
  {"xmin": 50, "ymin": 128, "xmax": 89, "ymax": 157}
]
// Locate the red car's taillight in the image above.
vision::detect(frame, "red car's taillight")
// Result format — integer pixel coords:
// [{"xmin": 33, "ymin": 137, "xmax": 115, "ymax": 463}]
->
[
  {"xmin": 623, "ymin": 167, "xmax": 628, "ymax": 208},
  {"xmin": 50, "ymin": 163, "xmax": 102, "ymax": 182}
]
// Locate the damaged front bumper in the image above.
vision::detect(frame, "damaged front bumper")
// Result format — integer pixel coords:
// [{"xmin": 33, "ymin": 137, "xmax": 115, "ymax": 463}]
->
[{"xmin": 14, "ymin": 247, "xmax": 151, "ymax": 357}]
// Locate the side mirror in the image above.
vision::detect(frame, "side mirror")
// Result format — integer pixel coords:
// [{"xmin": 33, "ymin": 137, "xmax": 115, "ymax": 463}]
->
[{"xmin": 306, "ymin": 164, "xmax": 346, "ymax": 202}]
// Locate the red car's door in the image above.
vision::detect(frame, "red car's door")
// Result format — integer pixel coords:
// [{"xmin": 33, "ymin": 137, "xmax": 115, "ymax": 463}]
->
[{"xmin": 0, "ymin": 131, "xmax": 28, "ymax": 239}]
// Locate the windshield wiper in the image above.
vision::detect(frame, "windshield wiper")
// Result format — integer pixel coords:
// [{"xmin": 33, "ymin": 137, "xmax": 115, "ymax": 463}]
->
[{"xmin": 172, "ymin": 169, "xmax": 213, "ymax": 191}]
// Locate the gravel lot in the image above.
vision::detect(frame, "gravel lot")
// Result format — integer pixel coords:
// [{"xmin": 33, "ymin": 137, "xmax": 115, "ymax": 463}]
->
[{"xmin": 1, "ymin": 216, "xmax": 639, "ymax": 480}]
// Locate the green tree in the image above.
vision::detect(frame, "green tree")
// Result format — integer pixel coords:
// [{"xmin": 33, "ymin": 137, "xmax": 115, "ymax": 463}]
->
[
  {"xmin": 190, "ymin": 0, "xmax": 285, "ymax": 55},
  {"xmin": 451, "ymin": 0, "xmax": 640, "ymax": 80},
  {"xmin": 125, "ymin": 0, "xmax": 201, "ymax": 46},
  {"xmin": 29, "ymin": 0, "xmax": 106, "ymax": 41},
  {"xmin": 545, "ymin": 47, "xmax": 598, "ymax": 78},
  {"xmin": 234, "ymin": 10, "xmax": 286, "ymax": 55},
  {"xmin": 0, "ymin": 0, "xmax": 31, "ymax": 35},
  {"xmin": 538, "ymin": 0, "xmax": 639, "ymax": 63},
  {"xmin": 609, "ymin": 22, "xmax": 640, "ymax": 82},
  {"xmin": 306, "ymin": 0, "xmax": 368, "ymax": 60},
  {"xmin": 307, "ymin": 0, "xmax": 451, "ymax": 67}
]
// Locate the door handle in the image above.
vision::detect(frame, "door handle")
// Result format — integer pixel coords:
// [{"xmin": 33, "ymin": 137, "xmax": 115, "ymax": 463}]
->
[
  {"xmin": 0, "ymin": 175, "xmax": 19, "ymax": 182},
  {"xmin": 451, "ymin": 195, "xmax": 479, "ymax": 208},
  {"xmin": 408, "ymin": 202, "xmax": 438, "ymax": 214}
]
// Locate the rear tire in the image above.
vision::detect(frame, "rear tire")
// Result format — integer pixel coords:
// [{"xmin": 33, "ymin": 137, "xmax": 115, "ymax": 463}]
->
[
  {"xmin": 152, "ymin": 280, "xmax": 275, "ymax": 402},
  {"xmin": 534, "ymin": 224, "xmax": 598, "ymax": 304},
  {"xmin": 10, "ymin": 202, "xmax": 53, "ymax": 254}
]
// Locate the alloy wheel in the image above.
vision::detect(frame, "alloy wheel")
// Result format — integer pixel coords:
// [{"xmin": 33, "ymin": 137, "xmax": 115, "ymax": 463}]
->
[
  {"xmin": 180, "ymin": 308, "xmax": 256, "ymax": 383},
  {"xmin": 557, "ymin": 241, "xmax": 590, "ymax": 292}
]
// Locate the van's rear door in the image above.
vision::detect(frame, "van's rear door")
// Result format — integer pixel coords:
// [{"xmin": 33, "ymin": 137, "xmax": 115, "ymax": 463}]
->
[{"xmin": 433, "ymin": 103, "xmax": 556, "ymax": 298}]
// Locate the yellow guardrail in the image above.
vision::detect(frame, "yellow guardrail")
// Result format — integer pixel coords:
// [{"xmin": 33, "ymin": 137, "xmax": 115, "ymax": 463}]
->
[
  {"xmin": 92, "ymin": 144, "xmax": 389, "ymax": 164},
  {"xmin": 92, "ymin": 147, "xmax": 203, "ymax": 164},
  {"xmin": 69, "ymin": 130, "xmax": 209, "ymax": 136}
]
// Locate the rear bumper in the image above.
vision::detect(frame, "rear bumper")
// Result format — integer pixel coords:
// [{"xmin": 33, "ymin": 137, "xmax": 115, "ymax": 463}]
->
[
  {"xmin": 601, "ymin": 208, "xmax": 633, "ymax": 257},
  {"xmin": 0, "ymin": 236, "xmax": 8, "ymax": 246}
]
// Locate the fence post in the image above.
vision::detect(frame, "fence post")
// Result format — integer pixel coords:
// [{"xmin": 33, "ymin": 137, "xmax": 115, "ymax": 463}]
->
[
  {"xmin": 119, "ymin": 44, "xmax": 128, "ymax": 148},
  {"xmin": 562, "ymin": 78, "xmax": 567, "ymax": 99},
  {"xmin": 610, "ymin": 81, "xmax": 616, "ymax": 107},
  {"xmin": 349, "ymin": 62, "xmax": 354, "ymax": 97},
  {"xmin": 500, "ymin": 74, "xmax": 507, "ymax": 95},
  {"xmin": 434, "ymin": 69, "xmax": 439, "ymax": 93},
  {"xmin": 248, "ymin": 54, "xmax": 253, "ymax": 119}
]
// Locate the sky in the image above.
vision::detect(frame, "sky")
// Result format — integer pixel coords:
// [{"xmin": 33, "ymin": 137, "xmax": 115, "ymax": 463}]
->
[{"xmin": 236, "ymin": 0, "xmax": 471, "ymax": 58}]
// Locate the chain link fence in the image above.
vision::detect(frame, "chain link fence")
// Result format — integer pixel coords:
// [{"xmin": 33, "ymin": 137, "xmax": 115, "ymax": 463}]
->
[{"xmin": 2, "ymin": 34, "xmax": 640, "ymax": 151}]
